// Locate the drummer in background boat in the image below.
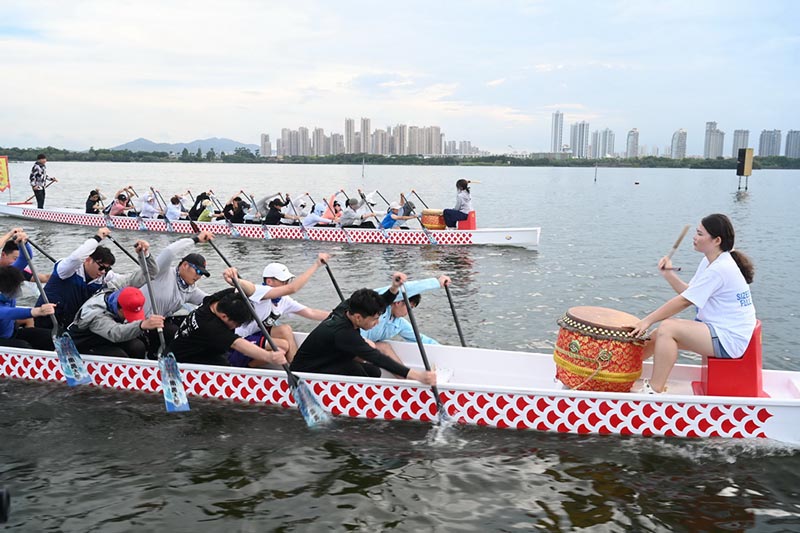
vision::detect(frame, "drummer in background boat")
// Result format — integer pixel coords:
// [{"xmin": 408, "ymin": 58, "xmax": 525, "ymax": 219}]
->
[
  {"xmin": 0, "ymin": 228, "xmax": 50, "ymax": 283},
  {"xmin": 443, "ymin": 179, "xmax": 473, "ymax": 228},
  {"xmin": 340, "ymin": 197, "xmax": 378, "ymax": 228},
  {"xmin": 0, "ymin": 232, "xmax": 56, "ymax": 351},
  {"xmin": 226, "ymin": 255, "xmax": 332, "ymax": 367},
  {"xmin": 630, "ymin": 214, "xmax": 756, "ymax": 394},
  {"xmin": 29, "ymin": 153, "xmax": 57, "ymax": 209},
  {"xmin": 67, "ymin": 286, "xmax": 164, "ymax": 359},
  {"xmin": 139, "ymin": 231, "xmax": 215, "ymax": 343},
  {"xmin": 362, "ymin": 275, "xmax": 450, "ymax": 367},
  {"xmin": 33, "ymin": 227, "xmax": 121, "ymax": 329},
  {"xmin": 291, "ymin": 272, "xmax": 437, "ymax": 385},
  {"xmin": 168, "ymin": 269, "xmax": 288, "ymax": 367},
  {"xmin": 85, "ymin": 189, "xmax": 107, "ymax": 214},
  {"xmin": 380, "ymin": 195, "xmax": 417, "ymax": 230}
]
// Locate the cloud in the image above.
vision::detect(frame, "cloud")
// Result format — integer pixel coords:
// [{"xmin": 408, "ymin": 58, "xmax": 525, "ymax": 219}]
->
[{"xmin": 486, "ymin": 78, "xmax": 507, "ymax": 87}]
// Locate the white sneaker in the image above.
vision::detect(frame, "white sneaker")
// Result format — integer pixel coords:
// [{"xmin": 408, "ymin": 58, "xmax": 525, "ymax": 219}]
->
[{"xmin": 634, "ymin": 379, "xmax": 664, "ymax": 394}]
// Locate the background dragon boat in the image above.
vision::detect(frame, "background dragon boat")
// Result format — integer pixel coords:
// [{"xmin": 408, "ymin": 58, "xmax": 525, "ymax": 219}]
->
[{"xmin": 0, "ymin": 203, "xmax": 541, "ymax": 247}]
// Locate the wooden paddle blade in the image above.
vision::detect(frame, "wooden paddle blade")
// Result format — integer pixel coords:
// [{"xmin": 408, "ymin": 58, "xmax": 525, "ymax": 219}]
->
[
  {"xmin": 56, "ymin": 333, "xmax": 92, "ymax": 386},
  {"xmin": 159, "ymin": 353, "xmax": 190, "ymax": 412},
  {"xmin": 292, "ymin": 380, "xmax": 331, "ymax": 428}
]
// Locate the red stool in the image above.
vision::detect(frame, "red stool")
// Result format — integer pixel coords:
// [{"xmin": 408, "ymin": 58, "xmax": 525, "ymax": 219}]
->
[
  {"xmin": 691, "ymin": 320, "xmax": 768, "ymax": 397},
  {"xmin": 457, "ymin": 211, "xmax": 477, "ymax": 230}
]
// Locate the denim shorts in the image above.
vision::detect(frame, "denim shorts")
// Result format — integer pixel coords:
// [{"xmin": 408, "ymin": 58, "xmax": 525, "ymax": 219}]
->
[{"xmin": 705, "ymin": 323, "xmax": 732, "ymax": 359}]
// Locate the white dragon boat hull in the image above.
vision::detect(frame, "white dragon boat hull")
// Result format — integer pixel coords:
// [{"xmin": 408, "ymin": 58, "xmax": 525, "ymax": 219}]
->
[
  {"xmin": 2, "ymin": 335, "xmax": 798, "ymax": 445},
  {"xmin": 0, "ymin": 204, "xmax": 540, "ymax": 247}
]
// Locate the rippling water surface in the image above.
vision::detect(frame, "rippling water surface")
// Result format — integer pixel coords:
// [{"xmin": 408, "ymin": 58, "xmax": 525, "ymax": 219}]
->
[{"xmin": 1, "ymin": 162, "xmax": 799, "ymax": 531}]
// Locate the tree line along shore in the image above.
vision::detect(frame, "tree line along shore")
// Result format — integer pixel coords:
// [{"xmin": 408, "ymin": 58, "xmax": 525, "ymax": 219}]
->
[{"xmin": 2, "ymin": 146, "xmax": 799, "ymax": 169}]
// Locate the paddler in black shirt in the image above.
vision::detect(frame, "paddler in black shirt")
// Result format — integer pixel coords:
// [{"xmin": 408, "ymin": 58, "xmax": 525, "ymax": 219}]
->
[
  {"xmin": 291, "ymin": 272, "xmax": 437, "ymax": 384},
  {"xmin": 169, "ymin": 268, "xmax": 288, "ymax": 367}
]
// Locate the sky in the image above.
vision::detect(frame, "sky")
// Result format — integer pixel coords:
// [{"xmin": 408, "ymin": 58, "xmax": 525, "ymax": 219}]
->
[{"xmin": 1, "ymin": 0, "xmax": 798, "ymax": 155}]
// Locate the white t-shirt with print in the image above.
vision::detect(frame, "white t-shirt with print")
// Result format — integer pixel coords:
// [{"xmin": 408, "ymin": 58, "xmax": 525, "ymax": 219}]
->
[
  {"xmin": 235, "ymin": 284, "xmax": 307, "ymax": 338},
  {"xmin": 681, "ymin": 252, "xmax": 756, "ymax": 357}
]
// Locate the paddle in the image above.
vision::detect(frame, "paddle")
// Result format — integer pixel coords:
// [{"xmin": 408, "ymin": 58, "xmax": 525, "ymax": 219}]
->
[
  {"xmin": 374, "ymin": 190, "xmax": 390, "ymax": 206},
  {"xmin": 17, "ymin": 237, "xmax": 91, "ymax": 386},
  {"xmin": 14, "ymin": 180, "xmax": 56, "ymax": 205},
  {"xmin": 186, "ymin": 189, "xmax": 195, "ymax": 203},
  {"xmin": 410, "ymin": 189, "xmax": 429, "ymax": 209},
  {"xmin": 191, "ymin": 221, "xmax": 330, "ymax": 427},
  {"xmin": 106, "ymin": 235, "xmax": 138, "ymax": 264},
  {"xmin": 138, "ymin": 248, "xmax": 190, "ymax": 412},
  {"xmin": 287, "ymin": 194, "xmax": 311, "ymax": 240},
  {"xmin": 25, "ymin": 238, "xmax": 56, "ymax": 263},
  {"xmin": 403, "ymin": 202, "xmax": 438, "ymax": 245},
  {"xmin": 322, "ymin": 260, "xmax": 345, "ymax": 302},
  {"xmin": 150, "ymin": 187, "xmax": 175, "ymax": 231},
  {"xmin": 400, "ymin": 281, "xmax": 447, "ymax": 423},
  {"xmin": 358, "ymin": 189, "xmax": 390, "ymax": 239},
  {"xmin": 662, "ymin": 224, "xmax": 691, "ymax": 272},
  {"xmin": 209, "ymin": 193, "xmax": 241, "ymax": 237},
  {"xmin": 444, "ymin": 283, "xmax": 466, "ymax": 347}
]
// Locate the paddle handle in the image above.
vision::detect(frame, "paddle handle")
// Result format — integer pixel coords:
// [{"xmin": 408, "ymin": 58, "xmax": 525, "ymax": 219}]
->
[
  {"xmin": 444, "ymin": 284, "xmax": 466, "ymax": 347},
  {"xmin": 666, "ymin": 224, "xmax": 691, "ymax": 260},
  {"xmin": 16, "ymin": 238, "xmax": 58, "ymax": 331},
  {"xmin": 26, "ymin": 238, "xmax": 56, "ymax": 263},
  {"xmin": 324, "ymin": 263, "xmax": 345, "ymax": 302},
  {"xmin": 108, "ymin": 235, "xmax": 138, "ymax": 263},
  {"xmin": 137, "ymin": 248, "xmax": 167, "ymax": 353}
]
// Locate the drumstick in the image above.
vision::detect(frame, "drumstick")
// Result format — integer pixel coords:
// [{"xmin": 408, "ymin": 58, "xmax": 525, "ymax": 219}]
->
[{"xmin": 663, "ymin": 224, "xmax": 690, "ymax": 268}]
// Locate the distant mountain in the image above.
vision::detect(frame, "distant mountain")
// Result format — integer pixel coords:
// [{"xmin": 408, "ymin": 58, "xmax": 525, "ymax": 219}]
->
[{"xmin": 111, "ymin": 137, "xmax": 260, "ymax": 154}]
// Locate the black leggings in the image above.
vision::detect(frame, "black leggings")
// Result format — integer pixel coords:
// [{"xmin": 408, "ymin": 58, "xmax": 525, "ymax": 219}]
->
[
  {"xmin": 33, "ymin": 188, "xmax": 46, "ymax": 209},
  {"xmin": 73, "ymin": 332, "xmax": 148, "ymax": 359},
  {"xmin": 0, "ymin": 327, "xmax": 55, "ymax": 350}
]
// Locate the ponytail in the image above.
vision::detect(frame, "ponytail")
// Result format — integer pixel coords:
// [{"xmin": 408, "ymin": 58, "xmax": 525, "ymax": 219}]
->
[
  {"xmin": 456, "ymin": 178, "xmax": 470, "ymax": 193},
  {"xmin": 730, "ymin": 250, "xmax": 755, "ymax": 284}
]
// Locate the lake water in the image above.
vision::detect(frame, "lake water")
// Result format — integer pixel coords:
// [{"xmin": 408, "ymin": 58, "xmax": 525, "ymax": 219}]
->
[{"xmin": 1, "ymin": 162, "xmax": 799, "ymax": 531}]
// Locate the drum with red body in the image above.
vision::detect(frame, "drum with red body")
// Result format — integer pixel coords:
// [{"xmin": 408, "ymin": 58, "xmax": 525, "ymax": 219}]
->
[
  {"xmin": 554, "ymin": 306, "xmax": 644, "ymax": 392},
  {"xmin": 421, "ymin": 209, "xmax": 445, "ymax": 230}
]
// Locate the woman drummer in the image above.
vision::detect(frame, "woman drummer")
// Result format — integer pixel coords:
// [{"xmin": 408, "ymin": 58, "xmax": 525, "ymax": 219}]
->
[
  {"xmin": 631, "ymin": 213, "xmax": 756, "ymax": 393},
  {"xmin": 443, "ymin": 179, "xmax": 472, "ymax": 228}
]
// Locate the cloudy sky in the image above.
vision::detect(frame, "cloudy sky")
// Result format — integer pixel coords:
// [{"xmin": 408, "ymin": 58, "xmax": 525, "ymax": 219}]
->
[{"xmin": 1, "ymin": 0, "xmax": 798, "ymax": 155}]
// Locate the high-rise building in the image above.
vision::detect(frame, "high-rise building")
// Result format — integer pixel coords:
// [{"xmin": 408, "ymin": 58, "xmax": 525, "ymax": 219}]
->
[
  {"xmin": 298, "ymin": 127, "xmax": 310, "ymax": 156},
  {"xmin": 590, "ymin": 131, "xmax": 599, "ymax": 159},
  {"xmin": 330, "ymin": 133, "xmax": 345, "ymax": 155},
  {"xmin": 569, "ymin": 121, "xmax": 589, "ymax": 158},
  {"xmin": 758, "ymin": 129, "xmax": 782, "ymax": 156},
  {"xmin": 312, "ymin": 128, "xmax": 327, "ymax": 156},
  {"xmin": 626, "ymin": 128, "xmax": 639, "ymax": 158},
  {"xmin": 394, "ymin": 124, "xmax": 408, "ymax": 155},
  {"xmin": 551, "ymin": 111, "xmax": 563, "ymax": 153},
  {"xmin": 704, "ymin": 121, "xmax": 725, "ymax": 159},
  {"xmin": 345, "ymin": 118, "xmax": 355, "ymax": 154},
  {"xmin": 731, "ymin": 130, "xmax": 749, "ymax": 158},
  {"xmin": 786, "ymin": 130, "xmax": 800, "ymax": 158},
  {"xmin": 373, "ymin": 129, "xmax": 388, "ymax": 155},
  {"xmin": 360, "ymin": 117, "xmax": 371, "ymax": 154},
  {"xmin": 671, "ymin": 129, "xmax": 687, "ymax": 159},
  {"xmin": 408, "ymin": 126, "xmax": 421, "ymax": 155},
  {"xmin": 260, "ymin": 134, "xmax": 271, "ymax": 157},
  {"xmin": 598, "ymin": 128, "xmax": 614, "ymax": 158}
]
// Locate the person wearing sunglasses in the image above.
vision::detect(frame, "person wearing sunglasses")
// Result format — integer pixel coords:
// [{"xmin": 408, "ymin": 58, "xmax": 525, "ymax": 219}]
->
[
  {"xmin": 139, "ymin": 231, "xmax": 215, "ymax": 344},
  {"xmin": 35, "ymin": 227, "xmax": 155, "ymax": 329}
]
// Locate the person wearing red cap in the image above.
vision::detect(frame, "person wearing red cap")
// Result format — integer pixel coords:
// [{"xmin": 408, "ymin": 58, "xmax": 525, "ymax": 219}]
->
[{"xmin": 67, "ymin": 286, "xmax": 165, "ymax": 358}]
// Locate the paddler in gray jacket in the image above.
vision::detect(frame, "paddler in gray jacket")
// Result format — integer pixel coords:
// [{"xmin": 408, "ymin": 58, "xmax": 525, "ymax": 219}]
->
[
  {"xmin": 67, "ymin": 242, "xmax": 161, "ymax": 358},
  {"xmin": 140, "ymin": 231, "xmax": 215, "ymax": 342}
]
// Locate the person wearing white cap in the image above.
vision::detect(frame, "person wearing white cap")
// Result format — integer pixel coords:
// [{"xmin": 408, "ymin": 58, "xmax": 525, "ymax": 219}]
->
[
  {"xmin": 379, "ymin": 194, "xmax": 417, "ymax": 230},
  {"xmin": 139, "ymin": 194, "xmax": 161, "ymax": 219},
  {"xmin": 279, "ymin": 194, "xmax": 308, "ymax": 225},
  {"xmin": 226, "ymin": 253, "xmax": 332, "ymax": 367},
  {"xmin": 301, "ymin": 202, "xmax": 339, "ymax": 228}
]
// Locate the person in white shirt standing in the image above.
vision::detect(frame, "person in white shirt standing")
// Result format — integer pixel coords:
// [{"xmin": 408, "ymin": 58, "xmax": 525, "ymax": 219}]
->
[{"xmin": 631, "ymin": 213, "xmax": 756, "ymax": 393}]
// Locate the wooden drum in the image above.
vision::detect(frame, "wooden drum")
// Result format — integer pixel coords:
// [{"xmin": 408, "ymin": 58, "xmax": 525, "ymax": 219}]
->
[
  {"xmin": 421, "ymin": 209, "xmax": 445, "ymax": 230},
  {"xmin": 554, "ymin": 306, "xmax": 644, "ymax": 392}
]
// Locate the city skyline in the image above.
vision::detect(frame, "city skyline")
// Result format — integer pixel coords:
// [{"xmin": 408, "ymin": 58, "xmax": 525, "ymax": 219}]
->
[{"xmin": 1, "ymin": 1, "xmax": 798, "ymax": 155}]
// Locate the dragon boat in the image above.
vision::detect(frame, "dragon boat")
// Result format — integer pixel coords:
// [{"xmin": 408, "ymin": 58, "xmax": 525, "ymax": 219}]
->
[
  {"xmin": 2, "ymin": 328, "xmax": 798, "ymax": 445},
  {"xmin": 0, "ymin": 203, "xmax": 540, "ymax": 247}
]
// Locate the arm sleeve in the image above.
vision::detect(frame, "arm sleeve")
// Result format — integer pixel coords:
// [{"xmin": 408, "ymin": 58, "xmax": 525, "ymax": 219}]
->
[
  {"xmin": 11, "ymin": 242, "xmax": 33, "ymax": 271},
  {"xmin": 57, "ymin": 238, "xmax": 100, "ymax": 279},
  {"xmin": 333, "ymin": 328, "xmax": 410, "ymax": 378},
  {"xmin": 88, "ymin": 314, "xmax": 144, "ymax": 342},
  {"xmin": 157, "ymin": 238, "xmax": 195, "ymax": 277},
  {"xmin": 374, "ymin": 278, "xmax": 441, "ymax": 303},
  {"xmin": 396, "ymin": 318, "xmax": 439, "ymax": 345},
  {"xmin": 0, "ymin": 306, "xmax": 34, "ymax": 320}
]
